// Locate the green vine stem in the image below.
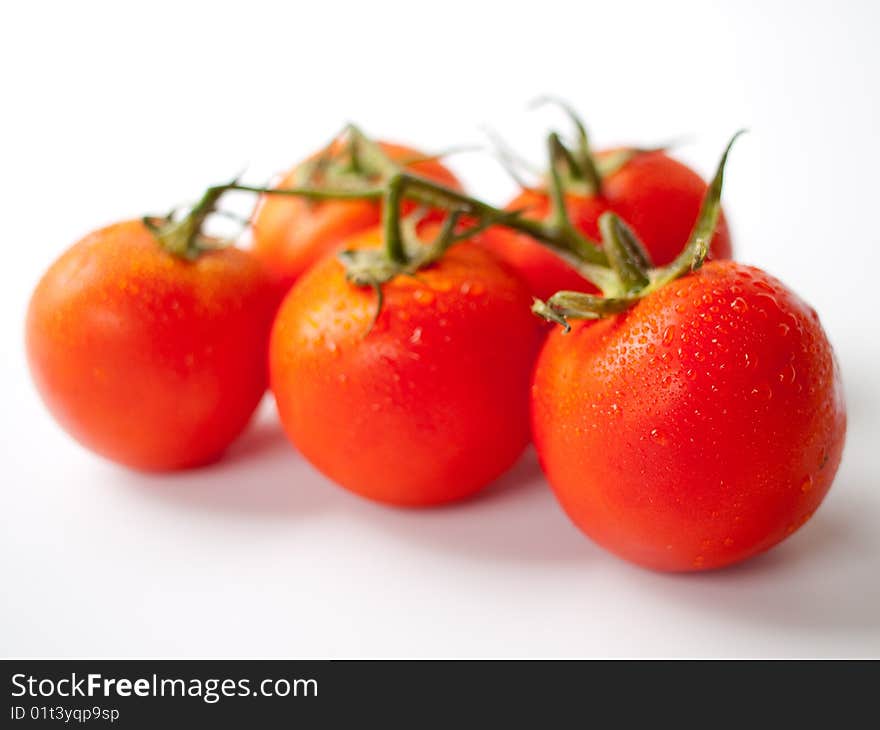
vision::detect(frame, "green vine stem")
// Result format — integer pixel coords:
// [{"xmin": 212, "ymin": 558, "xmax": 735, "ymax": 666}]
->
[
  {"xmin": 532, "ymin": 129, "xmax": 746, "ymax": 330},
  {"xmin": 144, "ymin": 124, "xmax": 742, "ymax": 334}
]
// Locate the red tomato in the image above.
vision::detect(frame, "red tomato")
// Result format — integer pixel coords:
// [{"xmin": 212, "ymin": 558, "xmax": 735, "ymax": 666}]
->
[
  {"xmin": 270, "ymin": 226, "xmax": 542, "ymax": 506},
  {"xmin": 531, "ymin": 261, "xmax": 846, "ymax": 571},
  {"xmin": 251, "ymin": 141, "xmax": 462, "ymax": 299},
  {"xmin": 26, "ymin": 221, "xmax": 277, "ymax": 470},
  {"xmin": 480, "ymin": 151, "xmax": 733, "ymax": 301}
]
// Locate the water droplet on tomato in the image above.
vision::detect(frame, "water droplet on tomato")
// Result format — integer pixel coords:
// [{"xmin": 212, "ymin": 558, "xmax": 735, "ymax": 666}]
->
[
  {"xmin": 650, "ymin": 428, "xmax": 668, "ymax": 446},
  {"xmin": 413, "ymin": 289, "xmax": 435, "ymax": 305},
  {"xmin": 730, "ymin": 297, "xmax": 748, "ymax": 314},
  {"xmin": 800, "ymin": 475, "xmax": 814, "ymax": 493},
  {"xmin": 750, "ymin": 382, "xmax": 773, "ymax": 400},
  {"xmin": 662, "ymin": 325, "xmax": 676, "ymax": 346},
  {"xmin": 777, "ymin": 363, "xmax": 797, "ymax": 385},
  {"xmin": 777, "ymin": 322, "xmax": 790, "ymax": 337},
  {"xmin": 409, "ymin": 327, "xmax": 423, "ymax": 344}
]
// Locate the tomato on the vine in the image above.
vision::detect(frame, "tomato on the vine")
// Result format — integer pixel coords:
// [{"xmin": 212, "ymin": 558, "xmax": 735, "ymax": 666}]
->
[
  {"xmin": 252, "ymin": 139, "xmax": 461, "ymax": 299},
  {"xmin": 481, "ymin": 150, "xmax": 733, "ymax": 302},
  {"xmin": 531, "ymin": 260, "xmax": 846, "ymax": 571},
  {"xmin": 26, "ymin": 218, "xmax": 276, "ymax": 471},
  {"xmin": 269, "ymin": 225, "xmax": 542, "ymax": 506}
]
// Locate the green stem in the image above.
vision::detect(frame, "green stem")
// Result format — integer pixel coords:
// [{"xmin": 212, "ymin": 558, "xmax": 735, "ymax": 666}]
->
[
  {"xmin": 383, "ymin": 174, "xmax": 408, "ymax": 264},
  {"xmin": 533, "ymin": 130, "xmax": 745, "ymax": 329},
  {"xmin": 532, "ymin": 96, "xmax": 602, "ymax": 194}
]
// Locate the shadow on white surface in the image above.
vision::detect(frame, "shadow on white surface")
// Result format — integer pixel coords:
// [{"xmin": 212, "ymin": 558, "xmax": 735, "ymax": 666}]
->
[
  {"xmin": 114, "ymin": 413, "xmax": 596, "ymax": 564},
  {"xmin": 105, "ymin": 409, "xmax": 879, "ymax": 652},
  {"xmin": 643, "ymin": 486, "xmax": 880, "ymax": 636}
]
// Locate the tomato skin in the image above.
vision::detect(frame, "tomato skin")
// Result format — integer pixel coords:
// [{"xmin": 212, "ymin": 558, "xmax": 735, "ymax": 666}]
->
[
  {"xmin": 531, "ymin": 261, "xmax": 846, "ymax": 571},
  {"xmin": 251, "ymin": 141, "xmax": 461, "ymax": 299},
  {"xmin": 269, "ymin": 228, "xmax": 542, "ymax": 506},
  {"xmin": 480, "ymin": 151, "xmax": 733, "ymax": 300},
  {"xmin": 26, "ymin": 220, "xmax": 277, "ymax": 471}
]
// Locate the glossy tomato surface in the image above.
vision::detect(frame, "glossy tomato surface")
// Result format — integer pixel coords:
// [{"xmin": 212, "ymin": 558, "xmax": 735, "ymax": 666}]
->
[
  {"xmin": 531, "ymin": 261, "xmax": 846, "ymax": 571},
  {"xmin": 481, "ymin": 151, "xmax": 733, "ymax": 301},
  {"xmin": 252, "ymin": 141, "xmax": 461, "ymax": 299},
  {"xmin": 270, "ymin": 227, "xmax": 542, "ymax": 506},
  {"xmin": 26, "ymin": 220, "xmax": 277, "ymax": 470}
]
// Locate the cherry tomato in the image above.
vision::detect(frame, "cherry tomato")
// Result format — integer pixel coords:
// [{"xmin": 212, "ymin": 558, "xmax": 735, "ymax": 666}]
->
[
  {"xmin": 270, "ymin": 226, "xmax": 542, "ymax": 506},
  {"xmin": 531, "ymin": 261, "xmax": 846, "ymax": 571},
  {"xmin": 481, "ymin": 151, "xmax": 733, "ymax": 301},
  {"xmin": 251, "ymin": 141, "xmax": 461, "ymax": 299},
  {"xmin": 26, "ymin": 220, "xmax": 277, "ymax": 470}
]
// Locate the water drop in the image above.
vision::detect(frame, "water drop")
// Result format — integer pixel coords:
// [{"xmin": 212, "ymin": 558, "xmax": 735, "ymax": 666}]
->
[
  {"xmin": 650, "ymin": 428, "xmax": 668, "ymax": 446},
  {"xmin": 777, "ymin": 363, "xmax": 797, "ymax": 385},
  {"xmin": 662, "ymin": 325, "xmax": 676, "ymax": 346},
  {"xmin": 730, "ymin": 297, "xmax": 748, "ymax": 314},
  {"xmin": 413, "ymin": 289, "xmax": 435, "ymax": 305},
  {"xmin": 800, "ymin": 475, "xmax": 814, "ymax": 493},
  {"xmin": 750, "ymin": 382, "xmax": 773, "ymax": 400}
]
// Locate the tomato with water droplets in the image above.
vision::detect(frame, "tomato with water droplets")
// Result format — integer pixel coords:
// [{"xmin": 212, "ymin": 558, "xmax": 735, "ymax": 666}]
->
[
  {"xmin": 26, "ymin": 221, "xmax": 277, "ymax": 471},
  {"xmin": 481, "ymin": 150, "xmax": 733, "ymax": 301},
  {"xmin": 531, "ymin": 261, "xmax": 846, "ymax": 571},
  {"xmin": 270, "ymin": 226, "xmax": 542, "ymax": 506}
]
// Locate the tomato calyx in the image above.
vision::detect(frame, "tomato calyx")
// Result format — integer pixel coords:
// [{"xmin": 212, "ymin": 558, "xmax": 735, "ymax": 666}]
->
[
  {"xmin": 143, "ymin": 182, "xmax": 235, "ymax": 260},
  {"xmin": 515, "ymin": 97, "xmax": 666, "ymax": 198},
  {"xmin": 290, "ymin": 124, "xmax": 404, "ymax": 195},
  {"xmin": 532, "ymin": 131, "xmax": 745, "ymax": 331}
]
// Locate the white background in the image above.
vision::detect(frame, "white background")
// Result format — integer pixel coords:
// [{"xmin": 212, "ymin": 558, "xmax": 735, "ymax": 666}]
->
[{"xmin": 2, "ymin": 0, "xmax": 878, "ymax": 657}]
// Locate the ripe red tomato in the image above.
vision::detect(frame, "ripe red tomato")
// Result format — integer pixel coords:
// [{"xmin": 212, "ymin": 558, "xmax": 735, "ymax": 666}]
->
[
  {"xmin": 26, "ymin": 220, "xmax": 277, "ymax": 470},
  {"xmin": 480, "ymin": 151, "xmax": 733, "ymax": 301},
  {"xmin": 531, "ymin": 261, "xmax": 846, "ymax": 571},
  {"xmin": 251, "ymin": 141, "xmax": 462, "ymax": 298},
  {"xmin": 270, "ymin": 226, "xmax": 542, "ymax": 506}
]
